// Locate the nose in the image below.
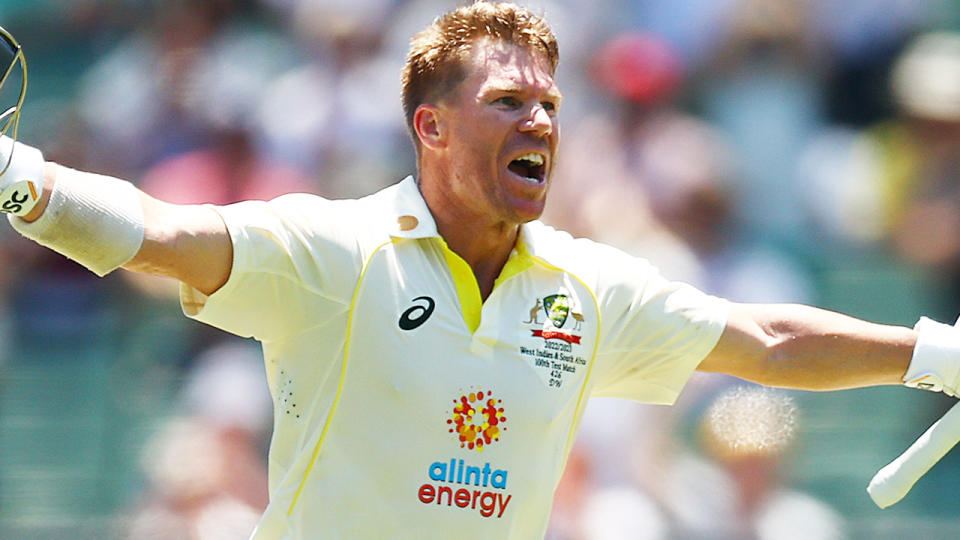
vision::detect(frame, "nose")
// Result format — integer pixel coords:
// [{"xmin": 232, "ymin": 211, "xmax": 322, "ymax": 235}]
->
[{"xmin": 520, "ymin": 104, "xmax": 553, "ymax": 137}]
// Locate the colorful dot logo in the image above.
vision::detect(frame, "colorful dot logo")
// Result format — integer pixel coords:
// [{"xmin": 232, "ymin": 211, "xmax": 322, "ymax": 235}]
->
[{"xmin": 447, "ymin": 389, "xmax": 507, "ymax": 452}]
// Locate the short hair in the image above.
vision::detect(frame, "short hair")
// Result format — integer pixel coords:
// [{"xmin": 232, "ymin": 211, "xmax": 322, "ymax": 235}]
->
[{"xmin": 400, "ymin": 1, "xmax": 559, "ymax": 151}]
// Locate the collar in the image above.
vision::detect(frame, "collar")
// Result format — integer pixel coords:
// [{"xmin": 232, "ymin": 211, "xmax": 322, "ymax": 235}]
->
[
  {"xmin": 516, "ymin": 221, "xmax": 546, "ymax": 260},
  {"xmin": 386, "ymin": 175, "xmax": 540, "ymax": 260},
  {"xmin": 387, "ymin": 176, "xmax": 440, "ymax": 239}
]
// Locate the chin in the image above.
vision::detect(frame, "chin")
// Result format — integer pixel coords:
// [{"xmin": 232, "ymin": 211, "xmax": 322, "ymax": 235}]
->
[{"xmin": 508, "ymin": 201, "xmax": 547, "ymax": 224}]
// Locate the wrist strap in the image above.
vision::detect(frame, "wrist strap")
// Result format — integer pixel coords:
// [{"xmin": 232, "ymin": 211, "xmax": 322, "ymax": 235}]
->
[
  {"xmin": 8, "ymin": 165, "xmax": 144, "ymax": 276},
  {"xmin": 904, "ymin": 317, "xmax": 960, "ymax": 396}
]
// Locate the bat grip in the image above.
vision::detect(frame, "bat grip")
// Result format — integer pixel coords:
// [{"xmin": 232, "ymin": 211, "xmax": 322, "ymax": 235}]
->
[{"xmin": 867, "ymin": 399, "xmax": 960, "ymax": 508}]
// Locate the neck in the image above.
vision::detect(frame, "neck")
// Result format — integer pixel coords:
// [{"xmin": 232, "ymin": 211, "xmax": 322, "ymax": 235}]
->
[
  {"xmin": 418, "ymin": 174, "xmax": 521, "ymax": 301},
  {"xmin": 437, "ymin": 213, "xmax": 519, "ymax": 301}
]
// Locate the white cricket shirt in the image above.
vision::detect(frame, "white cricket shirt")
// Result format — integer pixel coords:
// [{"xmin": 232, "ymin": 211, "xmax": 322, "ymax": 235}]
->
[{"xmin": 180, "ymin": 176, "xmax": 729, "ymax": 539}]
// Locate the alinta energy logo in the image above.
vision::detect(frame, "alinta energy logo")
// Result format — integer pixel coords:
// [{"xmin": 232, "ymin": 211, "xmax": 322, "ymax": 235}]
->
[
  {"xmin": 446, "ymin": 388, "xmax": 507, "ymax": 452},
  {"xmin": 415, "ymin": 388, "xmax": 513, "ymax": 519}
]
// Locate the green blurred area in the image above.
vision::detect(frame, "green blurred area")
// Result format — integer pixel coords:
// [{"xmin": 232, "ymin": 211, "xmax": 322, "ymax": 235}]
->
[
  {"xmin": 783, "ymin": 248, "xmax": 960, "ymax": 539},
  {"xmin": 0, "ymin": 275, "xmax": 205, "ymax": 539}
]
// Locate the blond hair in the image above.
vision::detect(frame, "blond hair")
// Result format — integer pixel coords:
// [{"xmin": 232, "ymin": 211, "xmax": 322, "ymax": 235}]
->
[{"xmin": 400, "ymin": 2, "xmax": 559, "ymax": 149}]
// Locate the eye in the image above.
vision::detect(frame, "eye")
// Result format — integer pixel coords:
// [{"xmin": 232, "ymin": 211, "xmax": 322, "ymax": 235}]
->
[
  {"xmin": 541, "ymin": 101, "xmax": 558, "ymax": 113},
  {"xmin": 494, "ymin": 96, "xmax": 522, "ymax": 109}
]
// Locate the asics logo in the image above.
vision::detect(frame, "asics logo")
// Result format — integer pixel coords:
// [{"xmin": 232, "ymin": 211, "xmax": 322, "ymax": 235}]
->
[{"xmin": 399, "ymin": 296, "xmax": 435, "ymax": 330}]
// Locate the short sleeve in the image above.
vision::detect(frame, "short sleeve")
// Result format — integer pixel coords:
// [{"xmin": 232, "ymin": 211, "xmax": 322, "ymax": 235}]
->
[
  {"xmin": 590, "ymin": 256, "xmax": 729, "ymax": 404},
  {"xmin": 180, "ymin": 194, "xmax": 363, "ymax": 342}
]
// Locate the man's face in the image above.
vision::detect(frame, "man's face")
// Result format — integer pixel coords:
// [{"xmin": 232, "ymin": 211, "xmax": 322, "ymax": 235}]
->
[{"xmin": 430, "ymin": 38, "xmax": 561, "ymax": 227}]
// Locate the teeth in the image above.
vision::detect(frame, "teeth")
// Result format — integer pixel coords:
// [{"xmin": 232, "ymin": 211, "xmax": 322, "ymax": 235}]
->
[{"xmin": 516, "ymin": 153, "xmax": 544, "ymax": 166}]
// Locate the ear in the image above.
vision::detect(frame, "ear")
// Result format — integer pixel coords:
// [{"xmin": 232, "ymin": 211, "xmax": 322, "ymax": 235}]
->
[{"xmin": 413, "ymin": 104, "xmax": 446, "ymax": 150}]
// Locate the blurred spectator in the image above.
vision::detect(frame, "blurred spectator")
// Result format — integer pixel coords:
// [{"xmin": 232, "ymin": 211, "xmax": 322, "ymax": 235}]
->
[
  {"xmin": 577, "ymin": 485, "xmax": 669, "ymax": 540},
  {"xmin": 799, "ymin": 31, "xmax": 960, "ymax": 320},
  {"xmin": 549, "ymin": 386, "xmax": 847, "ymax": 539},
  {"xmin": 76, "ymin": 1, "xmax": 226, "ymax": 175},
  {"xmin": 123, "ymin": 339, "xmax": 272, "ymax": 540},
  {"xmin": 258, "ymin": 0, "xmax": 415, "ymax": 198},
  {"xmin": 814, "ymin": 0, "xmax": 933, "ymax": 126},
  {"xmin": 542, "ymin": 31, "xmax": 703, "ymax": 282},
  {"xmin": 630, "ymin": 112, "xmax": 816, "ymax": 304},
  {"xmin": 885, "ymin": 33, "xmax": 960, "ymax": 314},
  {"xmin": 674, "ymin": 385, "xmax": 846, "ymax": 540},
  {"xmin": 77, "ymin": 1, "xmax": 302, "ymax": 176},
  {"xmin": 606, "ymin": 0, "xmax": 733, "ymax": 72},
  {"xmin": 697, "ymin": 0, "xmax": 827, "ymax": 251},
  {"xmin": 545, "ymin": 30, "xmax": 815, "ymax": 299},
  {"xmin": 547, "ymin": 398, "xmax": 674, "ymax": 540},
  {"xmin": 139, "ymin": 127, "xmax": 314, "ymax": 205}
]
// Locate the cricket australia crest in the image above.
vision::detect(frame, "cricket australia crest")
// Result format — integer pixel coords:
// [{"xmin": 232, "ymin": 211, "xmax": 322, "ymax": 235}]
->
[
  {"xmin": 518, "ymin": 291, "xmax": 589, "ymax": 390},
  {"xmin": 542, "ymin": 294, "xmax": 570, "ymax": 328}
]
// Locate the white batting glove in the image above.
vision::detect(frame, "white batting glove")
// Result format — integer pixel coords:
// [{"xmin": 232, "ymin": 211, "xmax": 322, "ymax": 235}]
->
[
  {"xmin": 0, "ymin": 134, "xmax": 44, "ymax": 216},
  {"xmin": 903, "ymin": 317, "xmax": 960, "ymax": 396}
]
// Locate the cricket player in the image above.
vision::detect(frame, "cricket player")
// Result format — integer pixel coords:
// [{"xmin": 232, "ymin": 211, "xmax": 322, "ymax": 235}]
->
[{"xmin": 0, "ymin": 2, "xmax": 956, "ymax": 538}]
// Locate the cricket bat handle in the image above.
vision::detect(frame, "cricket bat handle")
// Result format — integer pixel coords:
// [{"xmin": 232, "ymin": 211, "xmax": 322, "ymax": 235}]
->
[{"xmin": 868, "ymin": 399, "xmax": 960, "ymax": 508}]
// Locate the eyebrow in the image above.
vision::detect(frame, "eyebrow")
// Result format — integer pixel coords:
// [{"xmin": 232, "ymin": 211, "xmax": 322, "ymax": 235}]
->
[{"xmin": 484, "ymin": 84, "xmax": 563, "ymax": 104}]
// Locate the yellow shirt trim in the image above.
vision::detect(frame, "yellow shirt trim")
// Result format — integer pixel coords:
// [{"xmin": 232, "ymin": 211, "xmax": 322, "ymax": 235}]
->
[
  {"xmin": 525, "ymin": 250, "xmax": 602, "ymax": 460},
  {"xmin": 495, "ymin": 241, "xmax": 535, "ymax": 289},
  {"xmin": 287, "ymin": 239, "xmax": 393, "ymax": 516},
  {"xmin": 438, "ymin": 239, "xmax": 535, "ymax": 334},
  {"xmin": 440, "ymin": 240, "xmax": 484, "ymax": 334}
]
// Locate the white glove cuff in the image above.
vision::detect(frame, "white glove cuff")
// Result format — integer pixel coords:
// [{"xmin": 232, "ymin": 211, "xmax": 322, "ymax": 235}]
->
[
  {"xmin": 0, "ymin": 137, "xmax": 44, "ymax": 216},
  {"xmin": 904, "ymin": 317, "xmax": 960, "ymax": 396},
  {"xmin": 8, "ymin": 165, "xmax": 144, "ymax": 276}
]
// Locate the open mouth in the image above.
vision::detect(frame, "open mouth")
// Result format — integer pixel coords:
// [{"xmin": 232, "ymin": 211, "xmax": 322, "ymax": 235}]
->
[{"xmin": 508, "ymin": 152, "xmax": 546, "ymax": 183}]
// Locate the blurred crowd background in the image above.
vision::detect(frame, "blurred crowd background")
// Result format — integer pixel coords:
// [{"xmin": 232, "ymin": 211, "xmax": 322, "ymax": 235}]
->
[{"xmin": 2, "ymin": 0, "xmax": 960, "ymax": 538}]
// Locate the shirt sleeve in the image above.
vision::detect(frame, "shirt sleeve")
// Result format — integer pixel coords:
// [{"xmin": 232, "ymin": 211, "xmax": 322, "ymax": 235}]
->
[
  {"xmin": 179, "ymin": 194, "xmax": 363, "ymax": 343},
  {"xmin": 589, "ymin": 254, "xmax": 730, "ymax": 405}
]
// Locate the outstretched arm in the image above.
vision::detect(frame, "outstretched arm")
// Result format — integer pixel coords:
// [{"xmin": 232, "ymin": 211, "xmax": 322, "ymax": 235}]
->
[
  {"xmin": 125, "ymin": 187, "xmax": 232, "ymax": 296},
  {"xmin": 13, "ymin": 146, "xmax": 232, "ymax": 296},
  {"xmin": 697, "ymin": 302, "xmax": 917, "ymax": 391}
]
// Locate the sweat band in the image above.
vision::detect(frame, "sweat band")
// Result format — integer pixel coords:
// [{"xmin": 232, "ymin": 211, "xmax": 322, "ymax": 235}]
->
[
  {"xmin": 8, "ymin": 165, "xmax": 144, "ymax": 276},
  {"xmin": 903, "ymin": 316, "xmax": 960, "ymax": 397}
]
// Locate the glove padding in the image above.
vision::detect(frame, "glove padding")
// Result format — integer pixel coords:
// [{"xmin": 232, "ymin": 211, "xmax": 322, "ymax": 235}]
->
[
  {"xmin": 0, "ymin": 135, "xmax": 43, "ymax": 216},
  {"xmin": 903, "ymin": 317, "xmax": 960, "ymax": 397}
]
